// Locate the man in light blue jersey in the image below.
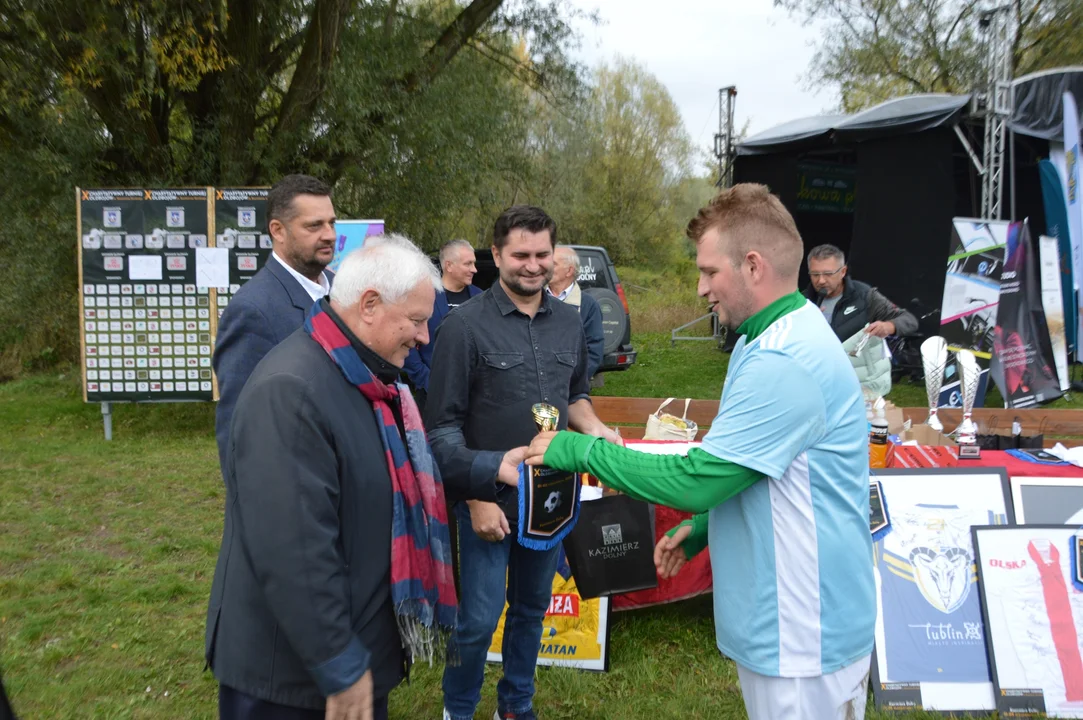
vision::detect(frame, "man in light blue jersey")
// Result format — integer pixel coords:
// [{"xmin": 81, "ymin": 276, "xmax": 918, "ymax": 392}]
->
[{"xmin": 525, "ymin": 183, "xmax": 875, "ymax": 720}]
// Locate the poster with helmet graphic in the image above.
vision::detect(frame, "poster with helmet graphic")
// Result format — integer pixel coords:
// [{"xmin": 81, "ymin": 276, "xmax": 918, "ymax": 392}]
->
[
  {"xmin": 486, "ymin": 484, "xmax": 611, "ymax": 672},
  {"xmin": 869, "ymin": 468, "xmax": 1013, "ymax": 715}
]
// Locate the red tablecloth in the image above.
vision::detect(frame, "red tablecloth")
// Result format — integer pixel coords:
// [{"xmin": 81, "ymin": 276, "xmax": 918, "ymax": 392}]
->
[
  {"xmin": 888, "ymin": 445, "xmax": 1082, "ymax": 477},
  {"xmin": 610, "ymin": 503, "xmax": 713, "ymax": 611}
]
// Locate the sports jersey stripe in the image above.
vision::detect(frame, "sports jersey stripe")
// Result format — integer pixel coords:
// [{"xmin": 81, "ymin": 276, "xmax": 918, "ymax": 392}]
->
[
  {"xmin": 771, "ymin": 313, "xmax": 795, "ymax": 350},
  {"xmin": 770, "ymin": 451, "xmax": 823, "ymax": 675},
  {"xmin": 761, "ymin": 313, "xmax": 794, "ymax": 351}
]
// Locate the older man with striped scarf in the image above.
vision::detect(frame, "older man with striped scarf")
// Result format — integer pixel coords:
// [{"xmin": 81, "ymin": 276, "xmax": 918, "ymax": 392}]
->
[{"xmin": 206, "ymin": 235, "xmax": 457, "ymax": 720}]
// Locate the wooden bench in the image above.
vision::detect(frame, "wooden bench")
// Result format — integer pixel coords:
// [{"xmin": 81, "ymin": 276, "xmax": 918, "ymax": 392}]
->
[{"xmin": 592, "ymin": 396, "xmax": 1083, "ymax": 442}]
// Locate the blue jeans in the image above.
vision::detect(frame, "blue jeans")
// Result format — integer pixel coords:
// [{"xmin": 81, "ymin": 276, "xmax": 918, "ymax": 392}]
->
[{"xmin": 442, "ymin": 502, "xmax": 559, "ymax": 720}]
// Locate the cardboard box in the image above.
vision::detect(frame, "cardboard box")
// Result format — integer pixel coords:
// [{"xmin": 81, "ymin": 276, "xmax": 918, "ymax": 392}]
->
[
  {"xmin": 881, "ymin": 401, "xmax": 905, "ymax": 435},
  {"xmin": 895, "ymin": 424, "xmax": 954, "ymax": 447}
]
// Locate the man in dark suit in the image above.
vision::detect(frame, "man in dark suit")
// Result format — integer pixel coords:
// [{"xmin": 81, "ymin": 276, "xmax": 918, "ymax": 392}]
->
[
  {"xmin": 206, "ymin": 235, "xmax": 466, "ymax": 720},
  {"xmin": 403, "ymin": 238, "xmax": 482, "ymax": 410},
  {"xmin": 212, "ymin": 174, "xmax": 337, "ymax": 476}
]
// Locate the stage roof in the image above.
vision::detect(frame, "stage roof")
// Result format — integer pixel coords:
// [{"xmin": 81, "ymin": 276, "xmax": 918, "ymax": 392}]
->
[
  {"xmin": 737, "ymin": 66, "xmax": 1083, "ymax": 154},
  {"xmin": 1012, "ymin": 66, "xmax": 1083, "ymax": 140},
  {"xmin": 738, "ymin": 94, "xmax": 970, "ymax": 155}
]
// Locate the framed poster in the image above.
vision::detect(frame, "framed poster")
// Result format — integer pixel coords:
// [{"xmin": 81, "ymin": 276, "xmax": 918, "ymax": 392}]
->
[
  {"xmin": 487, "ymin": 486, "xmax": 611, "ymax": 671},
  {"xmin": 326, "ymin": 219, "xmax": 385, "ymax": 274},
  {"xmin": 78, "ymin": 187, "xmax": 216, "ymax": 403},
  {"xmin": 974, "ymin": 524, "xmax": 1083, "ymax": 717},
  {"xmin": 1012, "ymin": 477, "xmax": 1083, "ymax": 525},
  {"xmin": 212, "ymin": 187, "xmax": 270, "ymax": 320},
  {"xmin": 870, "ymin": 468, "xmax": 1013, "ymax": 714}
]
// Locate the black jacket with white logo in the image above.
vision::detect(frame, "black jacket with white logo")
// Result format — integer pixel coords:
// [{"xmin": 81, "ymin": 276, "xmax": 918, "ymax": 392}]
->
[{"xmin": 804, "ymin": 278, "xmax": 918, "ymax": 341}]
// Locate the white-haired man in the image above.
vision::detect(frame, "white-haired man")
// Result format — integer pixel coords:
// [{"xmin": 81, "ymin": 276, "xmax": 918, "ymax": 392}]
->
[
  {"xmin": 547, "ymin": 245, "xmax": 604, "ymax": 378},
  {"xmin": 206, "ymin": 235, "xmax": 480, "ymax": 720},
  {"xmin": 404, "ymin": 238, "xmax": 480, "ymax": 409}
]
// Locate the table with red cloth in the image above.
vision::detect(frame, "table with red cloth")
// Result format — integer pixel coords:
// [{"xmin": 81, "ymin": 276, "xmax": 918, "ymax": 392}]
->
[
  {"xmin": 887, "ymin": 445, "xmax": 1083, "ymax": 477},
  {"xmin": 608, "ymin": 444, "xmax": 1082, "ymax": 611},
  {"xmin": 610, "ymin": 503, "xmax": 713, "ymax": 610}
]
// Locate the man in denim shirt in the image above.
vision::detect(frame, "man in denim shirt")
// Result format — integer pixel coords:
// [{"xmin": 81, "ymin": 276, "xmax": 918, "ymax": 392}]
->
[{"xmin": 425, "ymin": 206, "xmax": 619, "ymax": 720}]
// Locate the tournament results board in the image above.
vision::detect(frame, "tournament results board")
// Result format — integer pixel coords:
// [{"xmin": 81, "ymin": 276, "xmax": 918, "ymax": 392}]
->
[
  {"xmin": 213, "ymin": 187, "xmax": 272, "ymax": 319},
  {"xmin": 78, "ymin": 188, "xmax": 216, "ymax": 403}
]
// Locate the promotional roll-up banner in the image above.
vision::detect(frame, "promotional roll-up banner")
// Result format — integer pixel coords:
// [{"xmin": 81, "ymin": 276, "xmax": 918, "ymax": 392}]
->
[
  {"xmin": 486, "ymin": 483, "xmax": 610, "ymax": 672},
  {"xmin": 1039, "ymin": 159, "xmax": 1076, "ymax": 358},
  {"xmin": 940, "ymin": 218, "xmax": 1009, "ymax": 360},
  {"xmin": 1038, "ymin": 234, "xmax": 1070, "ymax": 392},
  {"xmin": 1063, "ymin": 92, "xmax": 1083, "ymax": 360},
  {"xmin": 990, "ymin": 222, "xmax": 1064, "ymax": 408}
]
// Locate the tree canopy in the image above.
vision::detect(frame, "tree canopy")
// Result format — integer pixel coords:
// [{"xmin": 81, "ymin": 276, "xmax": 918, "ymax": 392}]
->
[
  {"xmin": 778, "ymin": 0, "xmax": 1083, "ymax": 111},
  {"xmin": 0, "ymin": 0, "xmax": 587, "ymax": 185},
  {"xmin": 0, "ymin": 1, "xmax": 713, "ymax": 375}
]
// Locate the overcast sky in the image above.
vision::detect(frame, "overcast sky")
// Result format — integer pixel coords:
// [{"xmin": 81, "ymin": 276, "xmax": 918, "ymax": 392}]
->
[{"xmin": 570, "ymin": 0, "xmax": 840, "ymax": 154}]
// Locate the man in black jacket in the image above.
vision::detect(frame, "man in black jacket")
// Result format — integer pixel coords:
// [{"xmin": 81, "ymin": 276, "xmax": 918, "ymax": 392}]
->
[
  {"xmin": 803, "ymin": 244, "xmax": 917, "ymax": 341},
  {"xmin": 206, "ymin": 235, "xmax": 456, "ymax": 720},
  {"xmin": 426, "ymin": 206, "xmax": 619, "ymax": 720}
]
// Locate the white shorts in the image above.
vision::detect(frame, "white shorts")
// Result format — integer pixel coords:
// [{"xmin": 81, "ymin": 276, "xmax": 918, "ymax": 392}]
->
[{"xmin": 737, "ymin": 654, "xmax": 871, "ymax": 720}]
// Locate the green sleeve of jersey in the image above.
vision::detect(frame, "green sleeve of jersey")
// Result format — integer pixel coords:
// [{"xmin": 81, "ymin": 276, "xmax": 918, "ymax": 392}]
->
[
  {"xmin": 667, "ymin": 513, "xmax": 710, "ymax": 560},
  {"xmin": 542, "ymin": 432, "xmax": 764, "ymax": 514}
]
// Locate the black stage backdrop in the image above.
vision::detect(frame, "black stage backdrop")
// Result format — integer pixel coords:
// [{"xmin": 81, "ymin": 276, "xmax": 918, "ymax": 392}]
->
[{"xmin": 847, "ymin": 129, "xmax": 957, "ymax": 315}]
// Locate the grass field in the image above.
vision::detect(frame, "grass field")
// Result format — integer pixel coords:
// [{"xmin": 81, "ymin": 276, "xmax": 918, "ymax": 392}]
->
[{"xmin": 1, "ymin": 337, "xmax": 1005, "ymax": 719}]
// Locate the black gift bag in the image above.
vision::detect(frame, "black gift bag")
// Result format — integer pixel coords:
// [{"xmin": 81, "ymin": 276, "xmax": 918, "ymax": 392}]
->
[{"xmin": 562, "ymin": 494, "xmax": 659, "ymax": 600}]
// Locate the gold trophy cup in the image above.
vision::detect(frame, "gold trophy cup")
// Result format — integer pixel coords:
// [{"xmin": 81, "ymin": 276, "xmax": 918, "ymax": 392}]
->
[
  {"xmin": 521, "ymin": 402, "xmax": 578, "ymax": 547},
  {"xmin": 532, "ymin": 403, "xmax": 560, "ymax": 432}
]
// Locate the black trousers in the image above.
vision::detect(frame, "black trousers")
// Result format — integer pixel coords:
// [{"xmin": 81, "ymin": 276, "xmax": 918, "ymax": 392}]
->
[{"xmin": 219, "ymin": 685, "xmax": 389, "ymax": 720}]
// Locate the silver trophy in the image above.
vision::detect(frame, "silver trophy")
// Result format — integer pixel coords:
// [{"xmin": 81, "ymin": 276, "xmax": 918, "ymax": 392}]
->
[
  {"xmin": 955, "ymin": 349, "xmax": 982, "ymax": 450},
  {"xmin": 849, "ymin": 325, "xmax": 873, "ymax": 358},
  {"xmin": 920, "ymin": 336, "xmax": 948, "ymax": 432}
]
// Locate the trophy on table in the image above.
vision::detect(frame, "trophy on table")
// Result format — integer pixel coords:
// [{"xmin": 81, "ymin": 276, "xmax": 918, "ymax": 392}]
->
[
  {"xmin": 920, "ymin": 336, "xmax": 948, "ymax": 432},
  {"xmin": 517, "ymin": 403, "xmax": 581, "ymax": 550},
  {"xmin": 954, "ymin": 349, "xmax": 982, "ymax": 459}
]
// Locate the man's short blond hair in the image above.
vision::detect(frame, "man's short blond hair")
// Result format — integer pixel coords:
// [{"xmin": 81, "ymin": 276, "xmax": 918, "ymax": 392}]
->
[{"xmin": 686, "ymin": 183, "xmax": 803, "ymax": 279}]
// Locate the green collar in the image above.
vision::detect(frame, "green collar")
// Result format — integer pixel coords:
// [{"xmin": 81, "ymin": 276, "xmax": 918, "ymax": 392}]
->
[{"xmin": 735, "ymin": 291, "xmax": 807, "ymax": 341}]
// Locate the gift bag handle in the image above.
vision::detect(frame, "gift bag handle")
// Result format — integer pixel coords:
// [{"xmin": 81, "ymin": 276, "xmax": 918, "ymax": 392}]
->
[
  {"xmin": 655, "ymin": 397, "xmax": 676, "ymax": 414},
  {"xmin": 653, "ymin": 397, "xmax": 693, "ymax": 419}
]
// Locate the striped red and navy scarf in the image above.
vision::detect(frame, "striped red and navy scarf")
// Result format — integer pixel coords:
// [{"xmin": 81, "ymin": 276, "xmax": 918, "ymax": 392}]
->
[{"xmin": 305, "ymin": 300, "xmax": 456, "ymax": 663}]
